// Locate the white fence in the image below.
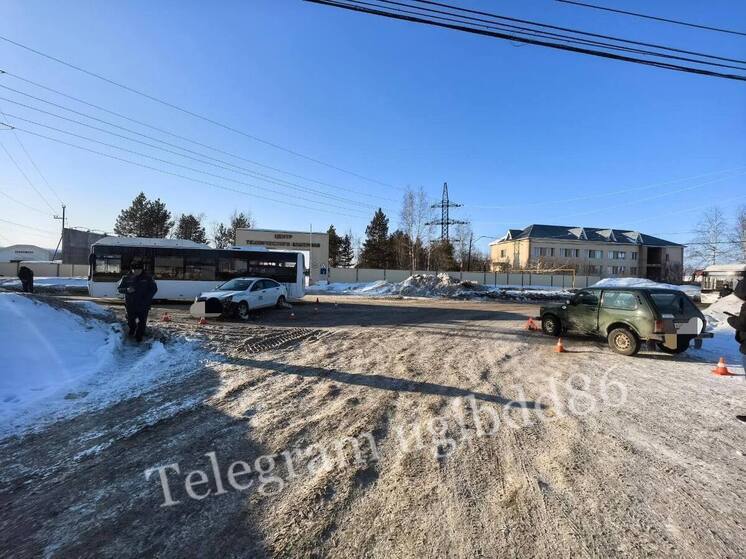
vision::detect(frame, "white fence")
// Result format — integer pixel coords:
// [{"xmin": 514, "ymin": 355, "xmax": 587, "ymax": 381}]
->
[
  {"xmin": 0, "ymin": 261, "xmax": 90, "ymax": 278},
  {"xmin": 327, "ymin": 267, "xmax": 602, "ymax": 289}
]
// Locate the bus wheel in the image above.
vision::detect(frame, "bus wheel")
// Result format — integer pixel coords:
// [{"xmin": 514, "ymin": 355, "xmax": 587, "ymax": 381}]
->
[
  {"xmin": 237, "ymin": 301, "xmax": 251, "ymax": 321},
  {"xmin": 275, "ymin": 295, "xmax": 286, "ymax": 309}
]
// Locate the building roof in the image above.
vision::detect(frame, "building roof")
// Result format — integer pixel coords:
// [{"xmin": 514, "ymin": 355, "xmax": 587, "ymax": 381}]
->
[
  {"xmin": 93, "ymin": 237, "xmax": 210, "ymax": 249},
  {"xmin": 490, "ymin": 224, "xmax": 682, "ymax": 247}
]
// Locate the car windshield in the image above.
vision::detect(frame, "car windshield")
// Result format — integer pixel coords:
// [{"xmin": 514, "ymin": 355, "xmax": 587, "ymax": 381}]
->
[{"xmin": 216, "ymin": 279, "xmax": 253, "ymax": 291}]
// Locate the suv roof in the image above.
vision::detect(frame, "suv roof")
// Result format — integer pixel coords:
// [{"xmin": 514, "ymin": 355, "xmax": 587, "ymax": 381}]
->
[{"xmin": 583, "ymin": 286, "xmax": 685, "ymax": 294}]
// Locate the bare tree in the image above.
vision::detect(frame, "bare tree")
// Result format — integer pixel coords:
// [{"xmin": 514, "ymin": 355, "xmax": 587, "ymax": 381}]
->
[
  {"xmin": 730, "ymin": 204, "xmax": 746, "ymax": 262},
  {"xmin": 399, "ymin": 186, "xmax": 431, "ymax": 272},
  {"xmin": 687, "ymin": 207, "xmax": 730, "ymax": 267}
]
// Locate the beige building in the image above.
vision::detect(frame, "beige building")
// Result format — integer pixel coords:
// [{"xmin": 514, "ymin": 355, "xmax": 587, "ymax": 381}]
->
[
  {"xmin": 235, "ymin": 228, "xmax": 329, "ymax": 284},
  {"xmin": 489, "ymin": 225, "xmax": 684, "ymax": 282}
]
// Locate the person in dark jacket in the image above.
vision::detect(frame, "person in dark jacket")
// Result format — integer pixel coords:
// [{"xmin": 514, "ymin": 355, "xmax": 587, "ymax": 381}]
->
[
  {"xmin": 117, "ymin": 261, "xmax": 158, "ymax": 343},
  {"xmin": 18, "ymin": 266, "xmax": 34, "ymax": 293},
  {"xmin": 726, "ymin": 280, "xmax": 746, "ymax": 423},
  {"xmin": 719, "ymin": 282, "xmax": 733, "ymax": 298}
]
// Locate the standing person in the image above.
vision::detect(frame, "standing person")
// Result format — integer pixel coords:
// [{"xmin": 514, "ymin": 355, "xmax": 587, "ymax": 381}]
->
[
  {"xmin": 719, "ymin": 282, "xmax": 733, "ymax": 299},
  {"xmin": 726, "ymin": 279, "xmax": 746, "ymax": 423},
  {"xmin": 117, "ymin": 260, "xmax": 158, "ymax": 343},
  {"xmin": 17, "ymin": 266, "xmax": 34, "ymax": 293}
]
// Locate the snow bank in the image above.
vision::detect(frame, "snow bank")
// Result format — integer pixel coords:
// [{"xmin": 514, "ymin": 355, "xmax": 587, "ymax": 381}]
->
[
  {"xmin": 307, "ymin": 274, "xmax": 572, "ymax": 301},
  {"xmin": 0, "ymin": 276, "xmax": 88, "ymax": 293},
  {"xmin": 592, "ymin": 277, "xmax": 701, "ymax": 299},
  {"xmin": 0, "ymin": 294, "xmax": 204, "ymax": 437},
  {"xmin": 689, "ymin": 294, "xmax": 745, "ymax": 368}
]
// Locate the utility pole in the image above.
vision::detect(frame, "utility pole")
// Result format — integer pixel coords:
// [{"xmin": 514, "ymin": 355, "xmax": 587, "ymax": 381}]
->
[
  {"xmin": 426, "ymin": 182, "xmax": 468, "ymax": 242},
  {"xmin": 51, "ymin": 204, "xmax": 66, "ymax": 261}
]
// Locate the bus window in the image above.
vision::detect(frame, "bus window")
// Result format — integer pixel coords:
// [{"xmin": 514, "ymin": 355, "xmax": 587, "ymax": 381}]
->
[
  {"xmin": 184, "ymin": 256, "xmax": 216, "ymax": 280},
  {"xmin": 154, "ymin": 255, "xmax": 184, "ymax": 280},
  {"xmin": 218, "ymin": 257, "xmax": 248, "ymax": 280}
]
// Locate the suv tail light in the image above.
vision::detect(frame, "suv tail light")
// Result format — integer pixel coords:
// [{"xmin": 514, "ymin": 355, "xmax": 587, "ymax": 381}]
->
[{"xmin": 654, "ymin": 320, "xmax": 664, "ymax": 333}]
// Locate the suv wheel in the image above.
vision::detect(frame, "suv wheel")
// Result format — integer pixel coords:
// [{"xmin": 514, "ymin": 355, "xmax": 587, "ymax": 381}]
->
[
  {"xmin": 541, "ymin": 314, "xmax": 561, "ymax": 336},
  {"xmin": 237, "ymin": 301, "xmax": 251, "ymax": 321},
  {"xmin": 275, "ymin": 295, "xmax": 286, "ymax": 309},
  {"xmin": 608, "ymin": 327, "xmax": 640, "ymax": 356}
]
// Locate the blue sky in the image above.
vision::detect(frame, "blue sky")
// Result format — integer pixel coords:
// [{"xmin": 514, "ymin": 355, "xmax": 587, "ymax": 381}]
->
[{"xmin": 0, "ymin": 0, "xmax": 744, "ymax": 254}]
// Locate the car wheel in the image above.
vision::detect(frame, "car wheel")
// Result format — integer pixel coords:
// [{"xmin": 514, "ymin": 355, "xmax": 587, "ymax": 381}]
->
[
  {"xmin": 275, "ymin": 295, "xmax": 286, "ymax": 309},
  {"xmin": 541, "ymin": 314, "xmax": 561, "ymax": 336},
  {"xmin": 237, "ymin": 301, "xmax": 251, "ymax": 321},
  {"xmin": 608, "ymin": 327, "xmax": 640, "ymax": 356},
  {"xmin": 657, "ymin": 335, "xmax": 694, "ymax": 355}
]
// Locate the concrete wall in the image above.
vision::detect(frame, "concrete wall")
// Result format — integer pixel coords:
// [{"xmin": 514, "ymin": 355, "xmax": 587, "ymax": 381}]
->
[
  {"xmin": 0, "ymin": 262, "xmax": 89, "ymax": 277},
  {"xmin": 326, "ymin": 267, "xmax": 601, "ymax": 289}
]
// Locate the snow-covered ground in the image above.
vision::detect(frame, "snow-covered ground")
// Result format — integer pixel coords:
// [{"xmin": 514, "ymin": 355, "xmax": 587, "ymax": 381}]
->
[
  {"xmin": 690, "ymin": 293, "xmax": 745, "ymax": 369},
  {"xmin": 0, "ymin": 294, "xmax": 205, "ymax": 437},
  {"xmin": 592, "ymin": 277, "xmax": 701, "ymax": 299},
  {"xmin": 0, "ymin": 276, "xmax": 88, "ymax": 292},
  {"xmin": 308, "ymin": 273, "xmax": 572, "ymax": 301}
]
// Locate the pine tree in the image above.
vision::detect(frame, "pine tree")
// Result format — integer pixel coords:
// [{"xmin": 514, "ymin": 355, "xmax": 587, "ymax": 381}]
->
[
  {"xmin": 360, "ymin": 208, "xmax": 391, "ymax": 268},
  {"xmin": 327, "ymin": 225, "xmax": 342, "ymax": 266},
  {"xmin": 114, "ymin": 192, "xmax": 173, "ymax": 238},
  {"xmin": 212, "ymin": 210, "xmax": 254, "ymax": 248},
  {"xmin": 338, "ymin": 234, "xmax": 354, "ymax": 267},
  {"xmin": 173, "ymin": 214, "xmax": 208, "ymax": 244}
]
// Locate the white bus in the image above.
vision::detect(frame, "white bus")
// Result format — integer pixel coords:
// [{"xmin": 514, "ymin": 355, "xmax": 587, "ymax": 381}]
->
[
  {"xmin": 88, "ymin": 237, "xmax": 305, "ymax": 301},
  {"xmin": 699, "ymin": 264, "xmax": 746, "ymax": 304}
]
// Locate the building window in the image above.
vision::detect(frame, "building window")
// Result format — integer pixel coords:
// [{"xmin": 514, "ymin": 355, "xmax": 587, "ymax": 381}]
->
[
  {"xmin": 631, "ymin": 252, "xmax": 638, "ymax": 260},
  {"xmin": 630, "ymin": 267, "xmax": 638, "ymax": 275},
  {"xmin": 533, "ymin": 247, "xmax": 554, "ymax": 257},
  {"xmin": 587, "ymin": 265, "xmax": 601, "ymax": 274},
  {"xmin": 610, "ymin": 265, "xmax": 625, "ymax": 275},
  {"xmin": 500, "ymin": 249, "xmax": 506, "ymax": 258},
  {"xmin": 561, "ymin": 248, "xmax": 578, "ymax": 258},
  {"xmin": 589, "ymin": 250, "xmax": 603, "ymax": 259},
  {"xmin": 609, "ymin": 251, "xmax": 626, "ymax": 260},
  {"xmin": 665, "ymin": 253, "xmax": 670, "ymax": 262}
]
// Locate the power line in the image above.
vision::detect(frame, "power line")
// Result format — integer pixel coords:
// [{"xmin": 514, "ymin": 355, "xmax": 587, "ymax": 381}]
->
[
  {"xmin": 306, "ymin": 0, "xmax": 746, "ymax": 81},
  {"xmin": 0, "ymin": 104, "xmax": 63, "ymax": 205},
  {"xmin": 0, "ymin": 216, "xmax": 57, "ymax": 234},
  {"xmin": 2, "ymin": 114, "xmax": 373, "ymax": 216},
  {"xmin": 0, "ymin": 93, "xmax": 391, "ymax": 210},
  {"xmin": 0, "ymin": 36, "xmax": 399, "ymax": 189},
  {"xmin": 369, "ymin": 0, "xmax": 746, "ymax": 70},
  {"xmin": 0, "ymin": 187, "xmax": 53, "ymax": 215},
  {"xmin": 410, "ymin": 0, "xmax": 746, "ymax": 65},
  {"xmin": 556, "ymin": 1, "xmax": 746, "ymax": 38},
  {"xmin": 5, "ymin": 125, "xmax": 374, "ymax": 220},
  {"xmin": 0, "ymin": 72, "xmax": 396, "ymax": 203},
  {"xmin": 0, "ymin": 140, "xmax": 57, "ymax": 212}
]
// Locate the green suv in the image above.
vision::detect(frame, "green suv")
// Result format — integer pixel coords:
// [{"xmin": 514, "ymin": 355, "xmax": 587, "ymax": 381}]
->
[{"xmin": 539, "ymin": 287, "xmax": 711, "ymax": 356}]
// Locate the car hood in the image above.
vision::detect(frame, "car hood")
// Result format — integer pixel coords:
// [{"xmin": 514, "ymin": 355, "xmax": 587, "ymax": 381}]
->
[{"xmin": 199, "ymin": 290, "xmax": 242, "ymax": 300}]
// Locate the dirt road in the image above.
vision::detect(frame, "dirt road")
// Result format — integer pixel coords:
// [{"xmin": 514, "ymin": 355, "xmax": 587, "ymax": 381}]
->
[{"xmin": 1, "ymin": 295, "xmax": 745, "ymax": 558}]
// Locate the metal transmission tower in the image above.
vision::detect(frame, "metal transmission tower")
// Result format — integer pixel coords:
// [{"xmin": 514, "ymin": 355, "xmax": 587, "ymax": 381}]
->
[{"xmin": 427, "ymin": 182, "xmax": 468, "ymax": 242}]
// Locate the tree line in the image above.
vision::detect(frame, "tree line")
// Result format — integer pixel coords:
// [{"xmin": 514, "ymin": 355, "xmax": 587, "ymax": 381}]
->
[
  {"xmin": 112, "ymin": 189, "xmax": 488, "ymax": 271},
  {"xmin": 686, "ymin": 205, "xmax": 746, "ymax": 271}
]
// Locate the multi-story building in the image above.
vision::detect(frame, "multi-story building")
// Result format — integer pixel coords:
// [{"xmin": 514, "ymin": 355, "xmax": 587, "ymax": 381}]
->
[{"xmin": 489, "ymin": 224, "xmax": 684, "ymax": 281}]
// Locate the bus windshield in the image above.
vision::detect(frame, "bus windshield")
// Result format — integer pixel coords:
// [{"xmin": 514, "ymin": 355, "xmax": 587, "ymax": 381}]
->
[{"xmin": 217, "ymin": 279, "xmax": 253, "ymax": 291}]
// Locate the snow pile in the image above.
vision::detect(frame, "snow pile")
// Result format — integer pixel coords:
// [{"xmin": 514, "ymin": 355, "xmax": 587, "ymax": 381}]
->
[
  {"xmin": 308, "ymin": 274, "xmax": 572, "ymax": 301},
  {"xmin": 592, "ymin": 277, "xmax": 701, "ymax": 299},
  {"xmin": 689, "ymin": 293, "xmax": 744, "ymax": 367},
  {"xmin": 0, "ymin": 294, "xmax": 204, "ymax": 437},
  {"xmin": 0, "ymin": 276, "xmax": 88, "ymax": 294}
]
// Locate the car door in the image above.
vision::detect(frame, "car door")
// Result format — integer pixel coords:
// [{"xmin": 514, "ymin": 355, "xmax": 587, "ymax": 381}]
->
[
  {"xmin": 248, "ymin": 280, "xmax": 265, "ymax": 308},
  {"xmin": 567, "ymin": 289, "xmax": 600, "ymax": 333},
  {"xmin": 265, "ymin": 279, "xmax": 282, "ymax": 305}
]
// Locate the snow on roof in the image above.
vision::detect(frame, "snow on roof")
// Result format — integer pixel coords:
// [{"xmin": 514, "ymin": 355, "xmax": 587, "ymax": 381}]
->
[
  {"xmin": 92, "ymin": 237, "xmax": 210, "ymax": 249},
  {"xmin": 704, "ymin": 264, "xmax": 746, "ymax": 273}
]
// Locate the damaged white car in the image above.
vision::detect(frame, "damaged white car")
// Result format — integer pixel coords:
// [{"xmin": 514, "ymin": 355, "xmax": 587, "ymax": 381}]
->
[{"xmin": 190, "ymin": 277, "xmax": 288, "ymax": 320}]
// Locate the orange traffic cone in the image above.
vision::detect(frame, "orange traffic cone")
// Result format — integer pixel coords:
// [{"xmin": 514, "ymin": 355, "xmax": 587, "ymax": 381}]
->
[
  {"xmin": 161, "ymin": 312, "xmax": 172, "ymax": 323},
  {"xmin": 198, "ymin": 317, "xmax": 207, "ymax": 325},
  {"xmin": 712, "ymin": 357, "xmax": 734, "ymax": 376},
  {"xmin": 526, "ymin": 318, "xmax": 539, "ymax": 331},
  {"xmin": 554, "ymin": 337, "xmax": 566, "ymax": 353}
]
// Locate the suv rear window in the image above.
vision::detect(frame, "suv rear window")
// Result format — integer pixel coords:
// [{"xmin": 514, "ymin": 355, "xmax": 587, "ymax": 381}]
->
[
  {"xmin": 649, "ymin": 292, "xmax": 697, "ymax": 317},
  {"xmin": 602, "ymin": 291, "xmax": 638, "ymax": 310}
]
